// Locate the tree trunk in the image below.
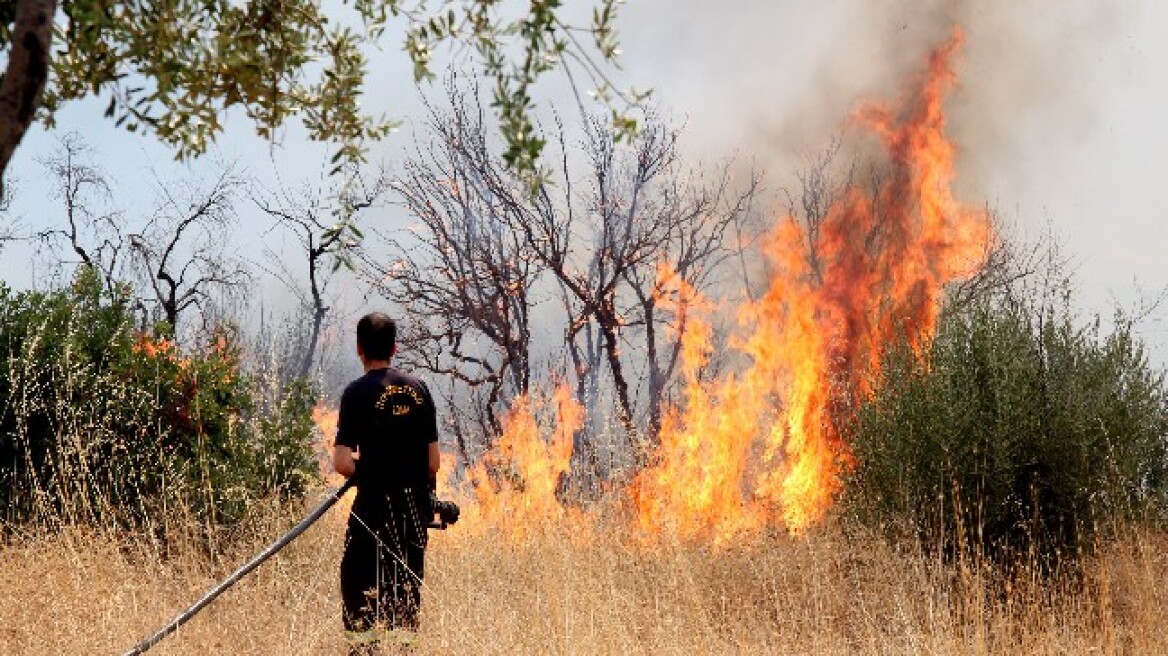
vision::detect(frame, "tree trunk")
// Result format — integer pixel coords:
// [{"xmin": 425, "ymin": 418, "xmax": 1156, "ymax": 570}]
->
[
  {"xmin": 299, "ymin": 305, "xmax": 326, "ymax": 379},
  {"xmin": 0, "ymin": 0, "xmax": 55, "ymax": 194},
  {"xmin": 598, "ymin": 314, "xmax": 638, "ymax": 457},
  {"xmin": 644, "ymin": 298, "xmax": 665, "ymax": 449}
]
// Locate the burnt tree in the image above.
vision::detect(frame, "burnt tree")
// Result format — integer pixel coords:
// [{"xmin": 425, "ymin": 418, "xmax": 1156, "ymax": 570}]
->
[
  {"xmin": 255, "ymin": 169, "xmax": 386, "ymax": 380},
  {"xmin": 618, "ymin": 155, "xmax": 759, "ymax": 444},
  {"xmin": 129, "ymin": 168, "xmax": 248, "ymax": 335},
  {"xmin": 35, "ymin": 134, "xmax": 128, "ymax": 292},
  {"xmin": 365, "ymin": 98, "xmax": 538, "ymax": 444},
  {"xmin": 386, "ymin": 89, "xmax": 758, "ymax": 468}
]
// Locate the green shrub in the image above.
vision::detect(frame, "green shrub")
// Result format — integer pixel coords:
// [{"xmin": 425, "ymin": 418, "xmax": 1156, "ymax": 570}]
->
[
  {"xmin": 0, "ymin": 267, "xmax": 317, "ymax": 532},
  {"xmin": 844, "ymin": 283, "xmax": 1168, "ymax": 570}
]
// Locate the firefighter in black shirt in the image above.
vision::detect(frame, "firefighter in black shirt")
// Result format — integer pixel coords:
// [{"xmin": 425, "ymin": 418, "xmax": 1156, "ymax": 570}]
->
[{"xmin": 332, "ymin": 312, "xmax": 440, "ymax": 649}]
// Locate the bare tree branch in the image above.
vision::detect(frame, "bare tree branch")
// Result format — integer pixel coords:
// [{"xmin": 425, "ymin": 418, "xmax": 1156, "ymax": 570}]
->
[
  {"xmin": 128, "ymin": 165, "xmax": 248, "ymax": 335},
  {"xmin": 253, "ymin": 166, "xmax": 388, "ymax": 380},
  {"xmin": 377, "ymin": 84, "xmax": 759, "ymax": 470},
  {"xmin": 35, "ymin": 133, "xmax": 127, "ymax": 292}
]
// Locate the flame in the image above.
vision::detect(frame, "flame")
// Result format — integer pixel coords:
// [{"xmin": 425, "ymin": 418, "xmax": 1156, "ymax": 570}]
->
[
  {"xmin": 462, "ymin": 384, "xmax": 585, "ymax": 539},
  {"xmin": 631, "ymin": 265, "xmax": 766, "ymax": 542},
  {"xmin": 314, "ymin": 389, "xmax": 585, "ymax": 537},
  {"xmin": 317, "ymin": 28, "xmax": 989, "ymax": 546},
  {"xmin": 132, "ymin": 335, "xmax": 177, "ymax": 359},
  {"xmin": 633, "ymin": 26, "xmax": 988, "ymax": 540},
  {"xmin": 311, "ymin": 404, "xmax": 344, "ymax": 486}
]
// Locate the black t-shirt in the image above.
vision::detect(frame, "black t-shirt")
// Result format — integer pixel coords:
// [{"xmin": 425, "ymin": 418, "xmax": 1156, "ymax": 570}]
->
[{"xmin": 336, "ymin": 367, "xmax": 438, "ymax": 491}]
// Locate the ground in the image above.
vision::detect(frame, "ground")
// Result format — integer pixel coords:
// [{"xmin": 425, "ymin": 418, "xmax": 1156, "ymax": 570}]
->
[{"xmin": 2, "ymin": 490, "xmax": 1166, "ymax": 655}]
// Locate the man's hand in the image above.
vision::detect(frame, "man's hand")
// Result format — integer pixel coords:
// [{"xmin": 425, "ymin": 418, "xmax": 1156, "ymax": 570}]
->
[{"xmin": 333, "ymin": 444, "xmax": 357, "ymax": 478}]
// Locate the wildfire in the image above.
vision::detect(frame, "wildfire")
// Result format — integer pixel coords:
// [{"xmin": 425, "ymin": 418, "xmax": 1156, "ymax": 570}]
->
[
  {"xmin": 633, "ymin": 26, "xmax": 988, "ymax": 540},
  {"xmin": 631, "ymin": 265, "xmax": 767, "ymax": 542},
  {"xmin": 312, "ymin": 387, "xmax": 584, "ymax": 538},
  {"xmin": 313, "ymin": 28, "xmax": 989, "ymax": 546},
  {"xmin": 462, "ymin": 384, "xmax": 585, "ymax": 539},
  {"xmin": 311, "ymin": 404, "xmax": 344, "ymax": 486},
  {"xmin": 132, "ymin": 335, "xmax": 177, "ymax": 359}
]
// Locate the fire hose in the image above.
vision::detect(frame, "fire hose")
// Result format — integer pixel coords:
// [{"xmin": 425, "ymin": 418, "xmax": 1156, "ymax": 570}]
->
[
  {"xmin": 122, "ymin": 476, "xmax": 460, "ymax": 655},
  {"xmin": 121, "ymin": 478, "xmax": 356, "ymax": 656}
]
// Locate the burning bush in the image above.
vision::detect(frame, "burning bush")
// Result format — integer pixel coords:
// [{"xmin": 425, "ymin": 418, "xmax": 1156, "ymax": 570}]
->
[
  {"xmin": 845, "ymin": 274, "xmax": 1168, "ymax": 570},
  {"xmin": 0, "ymin": 267, "xmax": 316, "ymax": 534}
]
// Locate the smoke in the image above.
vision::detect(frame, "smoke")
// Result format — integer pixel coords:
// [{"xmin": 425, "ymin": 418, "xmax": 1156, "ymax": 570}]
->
[{"xmin": 617, "ymin": 0, "xmax": 1135, "ymax": 204}]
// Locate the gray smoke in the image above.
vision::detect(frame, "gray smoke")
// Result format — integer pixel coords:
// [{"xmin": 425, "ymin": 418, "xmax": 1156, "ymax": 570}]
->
[{"xmin": 617, "ymin": 0, "xmax": 1134, "ymax": 204}]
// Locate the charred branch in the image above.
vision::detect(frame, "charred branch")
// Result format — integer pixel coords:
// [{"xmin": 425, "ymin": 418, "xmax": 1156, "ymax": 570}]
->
[
  {"xmin": 363, "ymin": 89, "xmax": 536, "ymax": 441},
  {"xmin": 129, "ymin": 167, "xmax": 247, "ymax": 335},
  {"xmin": 35, "ymin": 134, "xmax": 127, "ymax": 292},
  {"xmin": 254, "ymin": 168, "xmax": 387, "ymax": 380},
  {"xmin": 383, "ymin": 84, "xmax": 760, "ymax": 469}
]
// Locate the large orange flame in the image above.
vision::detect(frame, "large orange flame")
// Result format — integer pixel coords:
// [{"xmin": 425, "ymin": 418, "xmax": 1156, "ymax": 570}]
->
[
  {"xmin": 311, "ymin": 404, "xmax": 343, "ymax": 486},
  {"xmin": 316, "ymin": 28, "xmax": 988, "ymax": 546},
  {"xmin": 633, "ymin": 26, "xmax": 989, "ymax": 540},
  {"xmin": 462, "ymin": 384, "xmax": 585, "ymax": 538}
]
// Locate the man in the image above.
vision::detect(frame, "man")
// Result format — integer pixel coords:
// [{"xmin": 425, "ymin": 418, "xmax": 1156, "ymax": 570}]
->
[{"xmin": 333, "ymin": 312, "xmax": 441, "ymax": 650}]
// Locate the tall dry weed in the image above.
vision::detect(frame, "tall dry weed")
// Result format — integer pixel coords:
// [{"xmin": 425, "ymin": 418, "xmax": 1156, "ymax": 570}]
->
[{"xmin": 2, "ymin": 494, "xmax": 1167, "ymax": 655}]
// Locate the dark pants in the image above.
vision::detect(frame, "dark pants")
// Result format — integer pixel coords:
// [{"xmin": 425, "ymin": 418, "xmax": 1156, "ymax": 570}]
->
[{"xmin": 340, "ymin": 487, "xmax": 430, "ymax": 632}]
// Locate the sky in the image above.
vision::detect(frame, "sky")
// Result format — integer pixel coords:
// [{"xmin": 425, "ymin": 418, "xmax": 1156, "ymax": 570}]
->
[{"xmin": 2, "ymin": 0, "xmax": 1166, "ymax": 364}]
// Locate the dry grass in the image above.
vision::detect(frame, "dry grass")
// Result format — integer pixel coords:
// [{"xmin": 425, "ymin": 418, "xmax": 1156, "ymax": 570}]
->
[{"xmin": 2, "ymin": 491, "xmax": 1167, "ymax": 656}]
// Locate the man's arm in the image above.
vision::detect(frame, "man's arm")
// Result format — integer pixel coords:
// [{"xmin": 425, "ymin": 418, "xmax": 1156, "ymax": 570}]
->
[
  {"xmin": 333, "ymin": 444, "xmax": 357, "ymax": 478},
  {"xmin": 334, "ymin": 382, "xmax": 362, "ymax": 479},
  {"xmin": 428, "ymin": 442, "xmax": 440, "ymax": 479}
]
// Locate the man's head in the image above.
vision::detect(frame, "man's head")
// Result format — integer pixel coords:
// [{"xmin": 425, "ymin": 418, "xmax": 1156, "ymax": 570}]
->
[{"xmin": 356, "ymin": 312, "xmax": 397, "ymax": 363}]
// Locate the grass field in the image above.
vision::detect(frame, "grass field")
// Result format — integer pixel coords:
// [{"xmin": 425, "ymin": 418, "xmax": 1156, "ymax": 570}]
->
[{"xmin": 2, "ymin": 489, "xmax": 1166, "ymax": 656}]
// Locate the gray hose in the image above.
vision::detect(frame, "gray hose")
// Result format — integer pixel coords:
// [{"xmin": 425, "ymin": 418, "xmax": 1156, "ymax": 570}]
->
[{"xmin": 122, "ymin": 478, "xmax": 355, "ymax": 656}]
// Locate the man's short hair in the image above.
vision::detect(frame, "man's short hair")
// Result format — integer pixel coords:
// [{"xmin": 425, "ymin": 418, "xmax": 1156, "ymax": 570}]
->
[{"xmin": 357, "ymin": 313, "xmax": 397, "ymax": 361}]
